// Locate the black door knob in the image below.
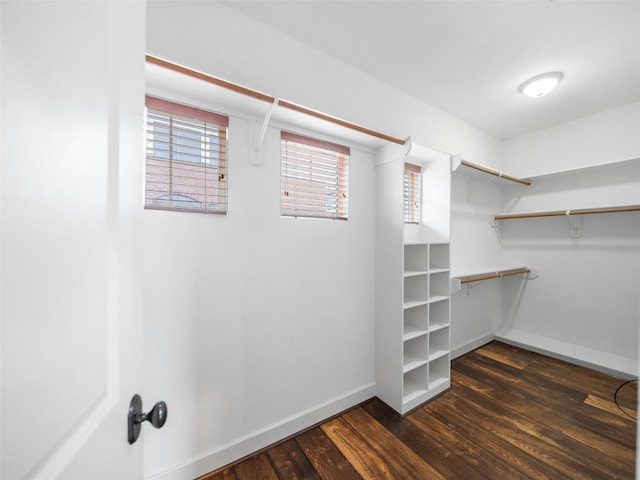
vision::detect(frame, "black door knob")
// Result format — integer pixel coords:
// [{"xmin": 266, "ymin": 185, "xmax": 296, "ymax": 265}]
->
[
  {"xmin": 128, "ymin": 394, "xmax": 168, "ymax": 444},
  {"xmin": 147, "ymin": 400, "xmax": 168, "ymax": 429}
]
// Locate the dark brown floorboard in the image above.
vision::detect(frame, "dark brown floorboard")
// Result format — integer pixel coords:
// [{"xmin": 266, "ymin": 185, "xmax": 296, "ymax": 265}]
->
[{"xmin": 200, "ymin": 341, "xmax": 637, "ymax": 479}]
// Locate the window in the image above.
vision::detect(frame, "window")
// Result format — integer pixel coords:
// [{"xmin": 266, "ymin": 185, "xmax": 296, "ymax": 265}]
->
[
  {"xmin": 404, "ymin": 162, "xmax": 421, "ymax": 224},
  {"xmin": 280, "ymin": 132, "xmax": 349, "ymax": 220},
  {"xmin": 145, "ymin": 96, "xmax": 228, "ymax": 214}
]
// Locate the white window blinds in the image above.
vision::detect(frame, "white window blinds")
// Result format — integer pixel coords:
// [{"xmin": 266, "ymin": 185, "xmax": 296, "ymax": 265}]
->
[
  {"xmin": 145, "ymin": 96, "xmax": 229, "ymax": 214},
  {"xmin": 404, "ymin": 162, "xmax": 421, "ymax": 224},
  {"xmin": 281, "ymin": 131, "xmax": 350, "ymax": 220}
]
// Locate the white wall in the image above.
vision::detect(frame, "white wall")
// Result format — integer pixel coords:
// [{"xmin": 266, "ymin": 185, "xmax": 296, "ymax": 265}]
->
[
  {"xmin": 145, "ymin": 2, "xmax": 502, "ymax": 478},
  {"xmin": 146, "ymin": 1, "xmax": 501, "ymax": 168},
  {"xmin": 143, "ymin": 116, "xmax": 376, "ymax": 478},
  {"xmin": 450, "ymin": 176, "xmax": 504, "ymax": 357},
  {"xmin": 498, "ymin": 105, "xmax": 640, "ymax": 377},
  {"xmin": 503, "ymin": 101, "xmax": 640, "ymax": 177}
]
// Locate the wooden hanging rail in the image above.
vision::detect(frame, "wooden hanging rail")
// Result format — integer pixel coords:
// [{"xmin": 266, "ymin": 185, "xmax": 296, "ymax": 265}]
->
[
  {"xmin": 146, "ymin": 54, "xmax": 406, "ymax": 145},
  {"xmin": 494, "ymin": 205, "xmax": 640, "ymax": 221},
  {"xmin": 459, "ymin": 268, "xmax": 531, "ymax": 285},
  {"xmin": 146, "ymin": 54, "xmax": 274, "ymax": 103},
  {"xmin": 459, "ymin": 159, "xmax": 531, "ymax": 186},
  {"xmin": 276, "ymin": 99, "xmax": 405, "ymax": 145}
]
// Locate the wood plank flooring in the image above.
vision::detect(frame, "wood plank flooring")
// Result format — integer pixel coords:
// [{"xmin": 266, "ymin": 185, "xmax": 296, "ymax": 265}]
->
[{"xmin": 200, "ymin": 341, "xmax": 637, "ymax": 479}]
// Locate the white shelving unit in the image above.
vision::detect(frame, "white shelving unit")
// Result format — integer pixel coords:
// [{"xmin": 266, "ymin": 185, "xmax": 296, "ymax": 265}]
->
[
  {"xmin": 402, "ymin": 241, "xmax": 451, "ymax": 410},
  {"xmin": 375, "ymin": 139, "xmax": 451, "ymax": 415}
]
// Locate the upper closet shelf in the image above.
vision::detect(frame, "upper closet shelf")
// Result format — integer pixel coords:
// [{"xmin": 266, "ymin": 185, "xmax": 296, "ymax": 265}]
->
[
  {"xmin": 451, "ymin": 155, "xmax": 531, "ymax": 187},
  {"xmin": 521, "ymin": 156, "xmax": 640, "ymax": 180}
]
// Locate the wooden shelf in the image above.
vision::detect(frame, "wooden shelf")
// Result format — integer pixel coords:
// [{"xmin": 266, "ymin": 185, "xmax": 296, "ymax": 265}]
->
[{"xmin": 452, "ymin": 156, "xmax": 531, "ymax": 186}]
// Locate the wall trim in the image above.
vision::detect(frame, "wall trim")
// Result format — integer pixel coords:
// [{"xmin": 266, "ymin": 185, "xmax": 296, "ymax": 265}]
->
[
  {"xmin": 496, "ymin": 328, "xmax": 638, "ymax": 379},
  {"xmin": 145, "ymin": 382, "xmax": 376, "ymax": 480},
  {"xmin": 451, "ymin": 333, "xmax": 495, "ymax": 360}
]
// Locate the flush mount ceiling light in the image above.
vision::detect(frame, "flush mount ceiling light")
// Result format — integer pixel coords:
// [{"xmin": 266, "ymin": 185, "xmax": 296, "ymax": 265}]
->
[{"xmin": 519, "ymin": 71, "xmax": 564, "ymax": 98}]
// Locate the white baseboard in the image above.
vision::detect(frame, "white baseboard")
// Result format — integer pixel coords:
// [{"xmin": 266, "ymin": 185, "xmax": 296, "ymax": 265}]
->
[
  {"xmin": 496, "ymin": 328, "xmax": 638, "ymax": 380},
  {"xmin": 145, "ymin": 382, "xmax": 376, "ymax": 480},
  {"xmin": 451, "ymin": 333, "xmax": 495, "ymax": 359}
]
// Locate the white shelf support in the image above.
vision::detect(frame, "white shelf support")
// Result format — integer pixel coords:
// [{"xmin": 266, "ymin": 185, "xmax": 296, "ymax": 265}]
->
[
  {"xmin": 249, "ymin": 97, "xmax": 279, "ymax": 166},
  {"xmin": 375, "ymin": 136, "xmax": 412, "ymax": 166},
  {"xmin": 451, "ymin": 153, "xmax": 462, "ymax": 172},
  {"xmin": 568, "ymin": 211, "xmax": 582, "ymax": 238}
]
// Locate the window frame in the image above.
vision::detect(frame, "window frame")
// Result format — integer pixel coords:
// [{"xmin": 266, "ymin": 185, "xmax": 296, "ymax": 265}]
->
[
  {"xmin": 144, "ymin": 95, "xmax": 229, "ymax": 214},
  {"xmin": 280, "ymin": 131, "xmax": 350, "ymax": 220},
  {"xmin": 404, "ymin": 162, "xmax": 422, "ymax": 224}
]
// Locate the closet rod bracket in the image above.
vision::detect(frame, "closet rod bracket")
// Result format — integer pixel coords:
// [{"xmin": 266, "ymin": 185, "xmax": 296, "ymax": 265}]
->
[
  {"xmin": 250, "ymin": 97, "xmax": 279, "ymax": 166},
  {"xmin": 568, "ymin": 212, "xmax": 582, "ymax": 238}
]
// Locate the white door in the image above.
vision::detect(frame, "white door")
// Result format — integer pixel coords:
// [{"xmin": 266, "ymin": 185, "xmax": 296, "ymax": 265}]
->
[{"xmin": 1, "ymin": 2, "xmax": 147, "ymax": 479}]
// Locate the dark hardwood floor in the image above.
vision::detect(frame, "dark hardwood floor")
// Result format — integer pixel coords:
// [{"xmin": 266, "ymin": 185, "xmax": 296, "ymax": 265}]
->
[{"xmin": 200, "ymin": 341, "xmax": 637, "ymax": 479}]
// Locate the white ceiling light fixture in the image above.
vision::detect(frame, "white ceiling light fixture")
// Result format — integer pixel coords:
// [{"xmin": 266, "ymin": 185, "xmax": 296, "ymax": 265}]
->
[{"xmin": 519, "ymin": 71, "xmax": 564, "ymax": 98}]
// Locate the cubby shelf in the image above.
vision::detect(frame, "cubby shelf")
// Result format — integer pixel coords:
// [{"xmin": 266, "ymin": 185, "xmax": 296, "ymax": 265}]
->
[
  {"xmin": 403, "ymin": 357, "xmax": 429, "ymax": 374},
  {"xmin": 428, "ymin": 376, "xmax": 450, "ymax": 391},
  {"xmin": 403, "ymin": 329, "xmax": 428, "ymax": 342},
  {"xmin": 429, "ymin": 349, "xmax": 449, "ymax": 362},
  {"xmin": 400, "ymin": 242, "xmax": 451, "ymax": 413},
  {"xmin": 403, "ymin": 299, "xmax": 430, "ymax": 310},
  {"xmin": 403, "ymin": 270, "xmax": 429, "ymax": 278},
  {"xmin": 429, "ymin": 268, "xmax": 450, "ymax": 274},
  {"xmin": 429, "ymin": 322, "xmax": 449, "ymax": 333},
  {"xmin": 430, "ymin": 294, "xmax": 449, "ymax": 302}
]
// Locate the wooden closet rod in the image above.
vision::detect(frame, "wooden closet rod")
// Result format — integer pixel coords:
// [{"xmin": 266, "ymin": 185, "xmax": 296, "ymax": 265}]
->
[
  {"xmin": 461, "ymin": 159, "xmax": 531, "ymax": 186},
  {"xmin": 146, "ymin": 54, "xmax": 406, "ymax": 146},
  {"xmin": 146, "ymin": 54, "xmax": 275, "ymax": 103},
  {"xmin": 276, "ymin": 99, "xmax": 406, "ymax": 145},
  {"xmin": 459, "ymin": 268, "xmax": 531, "ymax": 285},
  {"xmin": 494, "ymin": 205, "xmax": 640, "ymax": 221}
]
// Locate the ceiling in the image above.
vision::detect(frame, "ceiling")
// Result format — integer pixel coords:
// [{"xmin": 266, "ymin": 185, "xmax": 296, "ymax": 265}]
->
[{"xmin": 223, "ymin": 1, "xmax": 640, "ymax": 140}]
